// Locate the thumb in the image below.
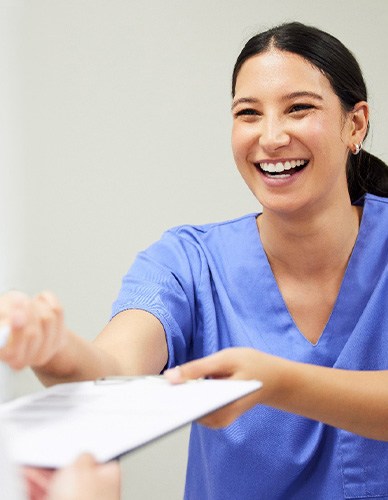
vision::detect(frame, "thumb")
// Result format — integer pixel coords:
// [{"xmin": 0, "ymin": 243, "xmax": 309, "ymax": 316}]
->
[
  {"xmin": 165, "ymin": 351, "xmax": 234, "ymax": 384},
  {"xmin": 71, "ymin": 453, "xmax": 97, "ymax": 468}
]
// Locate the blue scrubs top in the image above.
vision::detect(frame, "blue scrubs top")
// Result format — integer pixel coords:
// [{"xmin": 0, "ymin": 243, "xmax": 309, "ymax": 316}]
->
[{"xmin": 112, "ymin": 194, "xmax": 388, "ymax": 499}]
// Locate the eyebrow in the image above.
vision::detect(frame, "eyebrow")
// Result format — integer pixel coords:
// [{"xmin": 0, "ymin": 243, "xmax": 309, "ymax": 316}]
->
[
  {"xmin": 231, "ymin": 97, "xmax": 259, "ymax": 110},
  {"xmin": 231, "ymin": 91, "xmax": 323, "ymax": 110},
  {"xmin": 284, "ymin": 91, "xmax": 323, "ymax": 101}
]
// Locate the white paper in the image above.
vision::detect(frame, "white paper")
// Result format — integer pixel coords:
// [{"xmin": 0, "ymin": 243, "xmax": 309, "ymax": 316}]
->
[
  {"xmin": 0, "ymin": 324, "xmax": 10, "ymax": 348},
  {"xmin": 0, "ymin": 377, "xmax": 262, "ymax": 468}
]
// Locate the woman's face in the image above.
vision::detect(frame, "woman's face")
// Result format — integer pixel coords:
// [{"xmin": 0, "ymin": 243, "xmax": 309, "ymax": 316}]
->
[{"xmin": 232, "ymin": 49, "xmax": 355, "ymax": 216}]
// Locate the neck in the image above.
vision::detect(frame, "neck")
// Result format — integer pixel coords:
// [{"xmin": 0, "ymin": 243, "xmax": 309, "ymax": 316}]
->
[{"xmin": 257, "ymin": 197, "xmax": 362, "ymax": 280}]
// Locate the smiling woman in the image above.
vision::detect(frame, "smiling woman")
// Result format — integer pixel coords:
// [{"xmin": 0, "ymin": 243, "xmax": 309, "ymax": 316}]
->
[
  {"xmin": 231, "ymin": 49, "xmax": 363, "ymax": 217},
  {"xmin": 231, "ymin": 22, "xmax": 388, "ymax": 203},
  {"xmin": 0, "ymin": 21, "xmax": 388, "ymax": 500}
]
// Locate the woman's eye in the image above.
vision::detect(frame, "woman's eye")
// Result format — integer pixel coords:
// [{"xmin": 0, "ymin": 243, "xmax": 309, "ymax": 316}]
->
[
  {"xmin": 289, "ymin": 103, "xmax": 314, "ymax": 113},
  {"xmin": 234, "ymin": 108, "xmax": 259, "ymax": 118}
]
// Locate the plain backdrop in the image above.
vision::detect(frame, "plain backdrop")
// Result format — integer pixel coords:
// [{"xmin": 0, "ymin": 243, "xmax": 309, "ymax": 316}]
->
[{"xmin": 2, "ymin": 1, "xmax": 388, "ymax": 498}]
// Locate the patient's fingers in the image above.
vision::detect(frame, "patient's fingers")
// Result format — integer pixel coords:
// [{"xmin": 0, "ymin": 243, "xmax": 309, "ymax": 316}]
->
[{"xmin": 47, "ymin": 454, "xmax": 121, "ymax": 500}]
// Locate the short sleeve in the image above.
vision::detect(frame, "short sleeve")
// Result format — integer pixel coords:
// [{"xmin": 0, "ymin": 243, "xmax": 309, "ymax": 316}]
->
[{"xmin": 111, "ymin": 229, "xmax": 202, "ymax": 368}]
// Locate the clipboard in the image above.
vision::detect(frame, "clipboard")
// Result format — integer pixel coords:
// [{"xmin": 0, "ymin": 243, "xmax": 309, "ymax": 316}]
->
[{"xmin": 0, "ymin": 376, "xmax": 262, "ymax": 468}]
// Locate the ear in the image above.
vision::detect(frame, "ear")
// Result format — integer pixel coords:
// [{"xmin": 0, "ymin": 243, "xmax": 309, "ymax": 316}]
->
[{"xmin": 348, "ymin": 101, "xmax": 369, "ymax": 153}]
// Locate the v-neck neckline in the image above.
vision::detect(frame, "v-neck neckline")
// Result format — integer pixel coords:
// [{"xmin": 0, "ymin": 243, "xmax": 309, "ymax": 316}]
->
[{"xmin": 251, "ymin": 197, "xmax": 369, "ymax": 348}]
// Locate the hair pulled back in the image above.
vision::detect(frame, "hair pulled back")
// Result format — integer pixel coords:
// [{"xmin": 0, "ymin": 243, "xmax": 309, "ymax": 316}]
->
[{"xmin": 232, "ymin": 22, "xmax": 388, "ymax": 201}]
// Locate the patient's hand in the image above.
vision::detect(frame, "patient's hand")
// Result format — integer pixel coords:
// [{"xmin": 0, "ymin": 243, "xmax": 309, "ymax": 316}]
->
[
  {"xmin": 24, "ymin": 454, "xmax": 120, "ymax": 500},
  {"xmin": 23, "ymin": 466, "xmax": 55, "ymax": 500}
]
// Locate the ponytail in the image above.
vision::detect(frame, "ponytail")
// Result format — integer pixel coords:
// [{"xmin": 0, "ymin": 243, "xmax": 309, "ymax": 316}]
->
[{"xmin": 347, "ymin": 150, "xmax": 388, "ymax": 202}]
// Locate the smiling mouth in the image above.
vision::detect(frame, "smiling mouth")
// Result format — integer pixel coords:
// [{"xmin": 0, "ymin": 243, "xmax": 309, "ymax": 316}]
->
[{"xmin": 255, "ymin": 159, "xmax": 309, "ymax": 177}]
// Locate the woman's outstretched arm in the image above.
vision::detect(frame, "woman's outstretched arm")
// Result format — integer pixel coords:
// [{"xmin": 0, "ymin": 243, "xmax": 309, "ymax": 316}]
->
[
  {"xmin": 0, "ymin": 291, "xmax": 168, "ymax": 386},
  {"xmin": 165, "ymin": 347, "xmax": 388, "ymax": 441}
]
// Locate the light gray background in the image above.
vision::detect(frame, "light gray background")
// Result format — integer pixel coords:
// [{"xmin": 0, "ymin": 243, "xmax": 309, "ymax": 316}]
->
[{"xmin": 2, "ymin": 1, "xmax": 388, "ymax": 498}]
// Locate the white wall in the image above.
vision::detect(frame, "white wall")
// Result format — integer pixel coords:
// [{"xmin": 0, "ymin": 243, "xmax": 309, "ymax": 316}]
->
[
  {"xmin": 0, "ymin": 1, "xmax": 24, "ymax": 401},
  {"xmin": 5, "ymin": 1, "xmax": 388, "ymax": 498}
]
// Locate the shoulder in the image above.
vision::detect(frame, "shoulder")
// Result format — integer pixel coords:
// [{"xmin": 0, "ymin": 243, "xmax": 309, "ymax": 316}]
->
[
  {"xmin": 356, "ymin": 194, "xmax": 388, "ymax": 270},
  {"xmin": 365, "ymin": 193, "xmax": 388, "ymax": 204},
  {"xmin": 359, "ymin": 193, "xmax": 388, "ymax": 209},
  {"xmin": 356, "ymin": 193, "xmax": 388, "ymax": 223},
  {"xmin": 165, "ymin": 213, "xmax": 259, "ymax": 244},
  {"xmin": 133, "ymin": 213, "xmax": 259, "ymax": 274}
]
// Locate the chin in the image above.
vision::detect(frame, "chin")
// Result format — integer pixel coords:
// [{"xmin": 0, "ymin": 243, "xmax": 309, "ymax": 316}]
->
[{"xmin": 256, "ymin": 192, "xmax": 317, "ymax": 219}]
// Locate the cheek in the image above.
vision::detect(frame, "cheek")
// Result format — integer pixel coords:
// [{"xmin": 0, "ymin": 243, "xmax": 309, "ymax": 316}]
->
[
  {"xmin": 302, "ymin": 117, "xmax": 349, "ymax": 178},
  {"xmin": 231, "ymin": 124, "xmax": 256, "ymax": 163},
  {"xmin": 302, "ymin": 115, "xmax": 343, "ymax": 149},
  {"xmin": 295, "ymin": 118, "xmax": 327, "ymax": 149},
  {"xmin": 231, "ymin": 127, "xmax": 243, "ymax": 164}
]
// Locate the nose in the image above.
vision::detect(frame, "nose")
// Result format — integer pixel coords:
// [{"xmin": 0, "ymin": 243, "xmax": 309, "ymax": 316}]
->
[{"xmin": 258, "ymin": 117, "xmax": 291, "ymax": 152}]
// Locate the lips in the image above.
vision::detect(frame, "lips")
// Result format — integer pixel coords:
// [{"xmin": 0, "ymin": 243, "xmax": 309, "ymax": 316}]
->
[{"xmin": 255, "ymin": 159, "xmax": 309, "ymax": 177}]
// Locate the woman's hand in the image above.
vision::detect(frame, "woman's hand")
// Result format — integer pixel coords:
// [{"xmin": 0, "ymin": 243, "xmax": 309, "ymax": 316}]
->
[
  {"xmin": 165, "ymin": 348, "xmax": 284, "ymax": 428},
  {"xmin": 166, "ymin": 347, "xmax": 388, "ymax": 441},
  {"xmin": 0, "ymin": 292, "xmax": 167, "ymax": 386},
  {"xmin": 0, "ymin": 290, "xmax": 67, "ymax": 370}
]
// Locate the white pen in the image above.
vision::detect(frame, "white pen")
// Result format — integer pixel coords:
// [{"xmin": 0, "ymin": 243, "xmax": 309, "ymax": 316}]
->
[{"xmin": 0, "ymin": 324, "xmax": 11, "ymax": 349}]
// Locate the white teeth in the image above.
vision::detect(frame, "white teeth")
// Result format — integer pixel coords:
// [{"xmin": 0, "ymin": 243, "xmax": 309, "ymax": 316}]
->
[
  {"xmin": 259, "ymin": 160, "xmax": 308, "ymax": 173},
  {"xmin": 275, "ymin": 162, "xmax": 283, "ymax": 172},
  {"xmin": 265, "ymin": 162, "xmax": 276, "ymax": 172}
]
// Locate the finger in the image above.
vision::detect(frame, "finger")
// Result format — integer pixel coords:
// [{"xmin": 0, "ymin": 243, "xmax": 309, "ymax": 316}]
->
[
  {"xmin": 198, "ymin": 389, "xmax": 262, "ymax": 429},
  {"xmin": 23, "ymin": 466, "xmax": 56, "ymax": 500},
  {"xmin": 71, "ymin": 453, "xmax": 98, "ymax": 468},
  {"xmin": 198, "ymin": 408, "xmax": 236, "ymax": 428},
  {"xmin": 165, "ymin": 350, "xmax": 235, "ymax": 384},
  {"xmin": 2, "ymin": 293, "xmax": 30, "ymax": 346},
  {"xmin": 0, "ymin": 292, "xmax": 30, "ymax": 357},
  {"xmin": 28, "ymin": 294, "xmax": 60, "ymax": 366},
  {"xmin": 6, "ymin": 332, "xmax": 31, "ymax": 370},
  {"xmin": 0, "ymin": 290, "xmax": 28, "ymax": 326},
  {"xmin": 9, "ymin": 294, "xmax": 56, "ymax": 369},
  {"xmin": 36, "ymin": 291, "xmax": 64, "ymax": 325},
  {"xmin": 1, "ymin": 305, "xmax": 38, "ymax": 369},
  {"xmin": 0, "ymin": 291, "xmax": 65, "ymax": 369},
  {"xmin": 23, "ymin": 292, "xmax": 66, "ymax": 367},
  {"xmin": 97, "ymin": 460, "xmax": 121, "ymax": 495},
  {"xmin": 36, "ymin": 291, "xmax": 66, "ymax": 349}
]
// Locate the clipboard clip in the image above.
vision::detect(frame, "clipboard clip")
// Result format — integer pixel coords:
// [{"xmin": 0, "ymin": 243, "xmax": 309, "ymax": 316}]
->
[{"xmin": 94, "ymin": 375, "xmax": 166, "ymax": 385}]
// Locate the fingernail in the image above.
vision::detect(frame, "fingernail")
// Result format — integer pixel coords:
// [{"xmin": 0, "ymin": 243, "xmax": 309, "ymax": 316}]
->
[{"xmin": 164, "ymin": 366, "xmax": 182, "ymax": 383}]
